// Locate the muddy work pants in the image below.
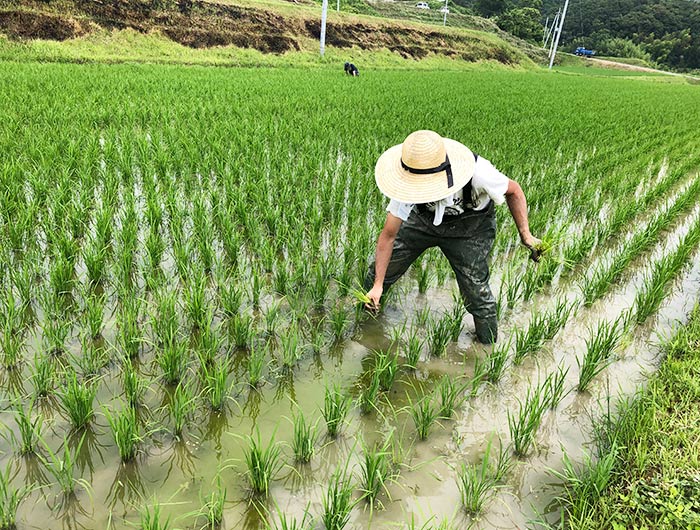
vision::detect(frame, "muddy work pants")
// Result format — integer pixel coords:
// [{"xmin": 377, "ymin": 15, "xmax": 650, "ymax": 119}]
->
[{"xmin": 365, "ymin": 202, "xmax": 498, "ymax": 344}]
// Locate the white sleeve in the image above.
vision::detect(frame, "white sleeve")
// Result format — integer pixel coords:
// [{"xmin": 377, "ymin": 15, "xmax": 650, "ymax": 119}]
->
[
  {"xmin": 472, "ymin": 157, "xmax": 509, "ymax": 206},
  {"xmin": 386, "ymin": 199, "xmax": 414, "ymax": 221}
]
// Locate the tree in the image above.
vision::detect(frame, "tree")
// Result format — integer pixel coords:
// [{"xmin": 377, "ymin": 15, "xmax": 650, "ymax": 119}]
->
[{"xmin": 497, "ymin": 7, "xmax": 543, "ymax": 41}]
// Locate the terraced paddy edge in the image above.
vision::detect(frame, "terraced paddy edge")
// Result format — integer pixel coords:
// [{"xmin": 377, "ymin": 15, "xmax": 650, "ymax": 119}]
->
[
  {"xmin": 1, "ymin": 62, "xmax": 700, "ymax": 530},
  {"xmin": 0, "ymin": 0, "xmax": 541, "ymax": 67}
]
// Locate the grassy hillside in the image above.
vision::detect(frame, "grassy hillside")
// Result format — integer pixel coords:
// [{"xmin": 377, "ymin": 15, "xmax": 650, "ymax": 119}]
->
[{"xmin": 0, "ymin": 0, "xmax": 546, "ymax": 68}]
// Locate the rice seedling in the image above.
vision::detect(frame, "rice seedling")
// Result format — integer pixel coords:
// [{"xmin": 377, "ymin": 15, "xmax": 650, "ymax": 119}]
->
[
  {"xmin": 169, "ymin": 381, "xmax": 196, "ymax": 438},
  {"xmin": 200, "ymin": 355, "xmax": 233, "ymax": 411},
  {"xmin": 264, "ymin": 298, "xmax": 283, "ymax": 337},
  {"xmin": 413, "ymin": 259, "xmax": 432, "ymax": 294},
  {"xmin": 508, "ymin": 384, "xmax": 548, "ymax": 457},
  {"xmin": 321, "ymin": 465, "xmax": 356, "ymax": 530},
  {"xmin": 31, "ymin": 353, "xmax": 54, "ymax": 398},
  {"xmin": 264, "ymin": 508, "xmax": 313, "ymax": 530},
  {"xmin": 104, "ymin": 403, "xmax": 141, "ymax": 462},
  {"xmin": 280, "ymin": 324, "xmax": 303, "ymax": 370},
  {"xmin": 544, "ymin": 363, "xmax": 570, "ymax": 409},
  {"xmin": 230, "ymin": 313, "xmax": 255, "ymax": 350},
  {"xmin": 218, "ymin": 281, "xmax": 243, "ymax": 319},
  {"xmin": 358, "ymin": 439, "xmax": 393, "ymax": 505},
  {"xmin": 329, "ymin": 304, "xmax": 351, "ymax": 343},
  {"xmin": 435, "ymin": 375, "xmax": 465, "ymax": 419},
  {"xmin": 375, "ymin": 349, "xmax": 399, "ymax": 392},
  {"xmin": 403, "ymin": 325, "xmax": 424, "ymax": 369},
  {"xmin": 157, "ymin": 339, "xmax": 189, "ymax": 386},
  {"xmin": 82, "ymin": 290, "xmax": 105, "ymax": 339},
  {"xmin": 410, "ymin": 393, "xmax": 439, "ymax": 441},
  {"xmin": 0, "ymin": 329, "xmax": 23, "ymax": 370},
  {"xmin": 41, "ymin": 434, "xmax": 92, "ymax": 498},
  {"xmin": 116, "ymin": 296, "xmax": 142, "ymax": 360},
  {"xmin": 428, "ymin": 315, "xmax": 452, "ymax": 357},
  {"xmin": 468, "ymin": 356, "xmax": 489, "ymax": 398},
  {"xmin": 322, "ymin": 384, "xmax": 351, "ymax": 438},
  {"xmin": 358, "ymin": 370, "xmax": 381, "ymax": 415},
  {"xmin": 41, "ymin": 312, "xmax": 70, "ymax": 356},
  {"xmin": 247, "ymin": 344, "xmax": 266, "ymax": 388},
  {"xmin": 577, "ymin": 318, "xmax": 622, "ymax": 392},
  {"xmin": 243, "ymin": 428, "xmax": 282, "ymax": 497},
  {"xmin": 59, "ymin": 372, "xmax": 97, "ymax": 430},
  {"xmin": 413, "ymin": 306, "xmax": 431, "ymax": 328},
  {"xmin": 184, "ymin": 268, "xmax": 211, "ymax": 331},
  {"xmin": 485, "ymin": 338, "xmax": 510, "ymax": 384},
  {"xmin": 291, "ymin": 409, "xmax": 318, "ymax": 463},
  {"xmin": 447, "ymin": 297, "xmax": 466, "ymax": 342},
  {"xmin": 200, "ymin": 472, "xmax": 226, "ymax": 529},
  {"xmin": 456, "ymin": 443, "xmax": 498, "ymax": 515},
  {"xmin": 0, "ymin": 462, "xmax": 31, "ymax": 529},
  {"xmin": 122, "ymin": 360, "xmax": 148, "ymax": 408},
  {"xmin": 9, "ymin": 400, "xmax": 43, "ymax": 455},
  {"xmin": 140, "ymin": 498, "xmax": 171, "ymax": 530}
]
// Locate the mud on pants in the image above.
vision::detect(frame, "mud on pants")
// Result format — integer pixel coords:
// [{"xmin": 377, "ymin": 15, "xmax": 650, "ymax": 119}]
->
[{"xmin": 364, "ymin": 201, "xmax": 498, "ymax": 344}]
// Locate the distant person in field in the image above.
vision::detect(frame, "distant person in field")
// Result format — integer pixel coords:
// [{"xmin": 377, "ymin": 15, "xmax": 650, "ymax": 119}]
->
[
  {"xmin": 364, "ymin": 130, "xmax": 542, "ymax": 344},
  {"xmin": 344, "ymin": 62, "xmax": 359, "ymax": 76}
]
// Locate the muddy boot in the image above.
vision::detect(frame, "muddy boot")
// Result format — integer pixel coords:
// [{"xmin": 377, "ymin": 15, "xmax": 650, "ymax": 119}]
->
[{"xmin": 474, "ymin": 317, "xmax": 498, "ymax": 344}]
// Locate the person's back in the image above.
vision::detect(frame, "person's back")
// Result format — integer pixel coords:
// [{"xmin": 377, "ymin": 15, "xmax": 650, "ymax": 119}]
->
[{"xmin": 344, "ymin": 62, "xmax": 359, "ymax": 76}]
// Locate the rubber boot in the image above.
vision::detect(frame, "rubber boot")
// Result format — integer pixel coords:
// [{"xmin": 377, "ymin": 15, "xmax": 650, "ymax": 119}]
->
[{"xmin": 474, "ymin": 317, "xmax": 498, "ymax": 345}]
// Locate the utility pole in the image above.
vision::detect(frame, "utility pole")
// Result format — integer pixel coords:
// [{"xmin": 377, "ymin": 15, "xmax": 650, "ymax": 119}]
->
[
  {"xmin": 320, "ymin": 0, "xmax": 328, "ymax": 56},
  {"xmin": 443, "ymin": 0, "xmax": 448, "ymax": 26},
  {"xmin": 548, "ymin": 0, "xmax": 569, "ymax": 69},
  {"xmin": 544, "ymin": 10, "xmax": 560, "ymax": 50},
  {"xmin": 337, "ymin": 0, "xmax": 339, "ymax": 11}
]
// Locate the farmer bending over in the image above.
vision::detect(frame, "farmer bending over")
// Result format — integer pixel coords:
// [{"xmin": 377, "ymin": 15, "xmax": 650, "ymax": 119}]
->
[
  {"xmin": 344, "ymin": 62, "xmax": 360, "ymax": 76},
  {"xmin": 364, "ymin": 130, "xmax": 541, "ymax": 344}
]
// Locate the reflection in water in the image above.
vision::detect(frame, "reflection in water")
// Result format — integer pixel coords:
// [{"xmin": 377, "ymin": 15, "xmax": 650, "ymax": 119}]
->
[
  {"xmin": 67, "ymin": 427, "xmax": 104, "ymax": 479},
  {"xmin": 242, "ymin": 389, "xmax": 262, "ymax": 426},
  {"xmin": 273, "ymin": 370, "xmax": 296, "ymax": 406},
  {"xmin": 106, "ymin": 461, "xmax": 146, "ymax": 515}
]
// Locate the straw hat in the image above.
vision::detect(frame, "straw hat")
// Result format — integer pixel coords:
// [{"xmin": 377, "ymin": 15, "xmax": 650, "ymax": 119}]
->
[{"xmin": 375, "ymin": 130, "xmax": 475, "ymax": 203}]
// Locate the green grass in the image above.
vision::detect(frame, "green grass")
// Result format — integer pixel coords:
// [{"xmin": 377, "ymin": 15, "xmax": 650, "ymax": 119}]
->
[{"xmin": 553, "ymin": 304, "xmax": 700, "ymax": 529}]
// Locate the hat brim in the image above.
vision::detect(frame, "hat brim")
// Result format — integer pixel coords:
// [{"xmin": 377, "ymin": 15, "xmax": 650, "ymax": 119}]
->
[{"xmin": 374, "ymin": 138, "xmax": 475, "ymax": 203}]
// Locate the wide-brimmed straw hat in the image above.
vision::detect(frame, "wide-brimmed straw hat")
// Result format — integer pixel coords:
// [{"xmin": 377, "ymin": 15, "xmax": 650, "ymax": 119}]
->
[{"xmin": 375, "ymin": 130, "xmax": 475, "ymax": 203}]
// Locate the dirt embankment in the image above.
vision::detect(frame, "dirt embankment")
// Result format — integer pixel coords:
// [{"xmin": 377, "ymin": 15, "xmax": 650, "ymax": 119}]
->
[{"xmin": 0, "ymin": 0, "xmax": 527, "ymax": 64}]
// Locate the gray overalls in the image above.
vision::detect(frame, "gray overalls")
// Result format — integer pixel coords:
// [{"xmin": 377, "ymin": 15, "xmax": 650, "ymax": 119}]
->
[{"xmin": 365, "ymin": 190, "xmax": 498, "ymax": 344}]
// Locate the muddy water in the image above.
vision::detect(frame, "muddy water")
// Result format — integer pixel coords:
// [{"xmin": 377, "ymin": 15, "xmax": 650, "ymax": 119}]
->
[{"xmin": 3, "ymin": 217, "xmax": 700, "ymax": 530}]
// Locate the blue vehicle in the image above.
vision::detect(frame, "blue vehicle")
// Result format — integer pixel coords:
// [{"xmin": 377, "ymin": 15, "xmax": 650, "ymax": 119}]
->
[{"xmin": 574, "ymin": 47, "xmax": 596, "ymax": 57}]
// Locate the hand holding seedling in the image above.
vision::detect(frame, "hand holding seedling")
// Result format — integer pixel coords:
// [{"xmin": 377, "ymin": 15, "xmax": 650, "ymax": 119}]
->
[
  {"xmin": 522, "ymin": 235, "xmax": 545, "ymax": 262},
  {"xmin": 364, "ymin": 286, "xmax": 382, "ymax": 315}
]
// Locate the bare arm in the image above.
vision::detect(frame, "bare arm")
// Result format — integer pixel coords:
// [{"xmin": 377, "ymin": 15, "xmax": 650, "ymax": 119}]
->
[
  {"xmin": 366, "ymin": 213, "xmax": 403, "ymax": 309},
  {"xmin": 505, "ymin": 179, "xmax": 537, "ymax": 247}
]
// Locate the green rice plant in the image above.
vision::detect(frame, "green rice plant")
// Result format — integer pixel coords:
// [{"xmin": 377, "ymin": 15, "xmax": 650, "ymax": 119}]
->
[
  {"xmin": 218, "ymin": 281, "xmax": 243, "ymax": 318},
  {"xmin": 200, "ymin": 472, "xmax": 226, "ymax": 529},
  {"xmin": 152, "ymin": 289, "xmax": 179, "ymax": 348},
  {"xmin": 230, "ymin": 313, "xmax": 255, "ymax": 350},
  {"xmin": 49, "ymin": 254, "xmax": 74, "ymax": 297},
  {"xmin": 122, "ymin": 360, "xmax": 147, "ymax": 408},
  {"xmin": 59, "ymin": 372, "xmax": 97, "ymax": 430},
  {"xmin": 542, "ymin": 298, "xmax": 575, "ymax": 341},
  {"xmin": 358, "ymin": 440, "xmax": 392, "ymax": 505},
  {"xmin": 322, "ymin": 384, "xmax": 351, "ymax": 438},
  {"xmin": 10, "ymin": 400, "xmax": 43, "ymax": 455},
  {"xmin": 264, "ymin": 508, "xmax": 313, "ymax": 530},
  {"xmin": 456, "ymin": 444, "xmax": 498, "ymax": 515},
  {"xmin": 82, "ymin": 290, "xmax": 105, "ymax": 339},
  {"xmin": 116, "ymin": 296, "xmax": 142, "ymax": 360},
  {"xmin": 169, "ymin": 381, "xmax": 196, "ymax": 438},
  {"xmin": 75, "ymin": 334, "xmax": 107, "ymax": 379},
  {"xmin": 329, "ymin": 304, "xmax": 351, "ymax": 342},
  {"xmin": 41, "ymin": 434, "xmax": 92, "ymax": 498},
  {"xmin": 309, "ymin": 262, "xmax": 330, "ymax": 309},
  {"xmin": 184, "ymin": 268, "xmax": 211, "ymax": 331},
  {"xmin": 358, "ymin": 370, "xmax": 381, "ymax": 415},
  {"xmin": 403, "ymin": 325, "xmax": 424, "ymax": 369},
  {"xmin": 41, "ymin": 312, "xmax": 70, "ymax": 356},
  {"xmin": 0, "ymin": 462, "xmax": 31, "ymax": 529},
  {"xmin": 485, "ymin": 337, "xmax": 511, "ymax": 384},
  {"xmin": 508, "ymin": 384, "xmax": 548, "ymax": 457},
  {"xmin": 305, "ymin": 316, "xmax": 328, "ymax": 355},
  {"xmin": 410, "ymin": 393, "xmax": 439, "ymax": 441},
  {"xmin": 1, "ymin": 329, "xmax": 23, "ymax": 370},
  {"xmin": 104, "ymin": 403, "xmax": 141, "ymax": 462},
  {"xmin": 247, "ymin": 344, "xmax": 266, "ymax": 388},
  {"xmin": 468, "ymin": 356, "xmax": 489, "ymax": 398},
  {"xmin": 544, "ymin": 363, "xmax": 570, "ymax": 409},
  {"xmin": 447, "ymin": 294, "xmax": 466, "ymax": 341},
  {"xmin": 31, "ymin": 353, "xmax": 54, "ymax": 398},
  {"xmin": 577, "ymin": 318, "xmax": 622, "ymax": 392},
  {"xmin": 413, "ymin": 306, "xmax": 431, "ymax": 328},
  {"xmin": 413, "ymin": 259, "xmax": 432, "ymax": 294},
  {"xmin": 427, "ymin": 315, "xmax": 452, "ymax": 357},
  {"xmin": 321, "ymin": 466, "xmax": 356, "ymax": 530},
  {"xmin": 273, "ymin": 262, "xmax": 290, "ymax": 295},
  {"xmin": 291, "ymin": 409, "xmax": 318, "ymax": 464},
  {"xmin": 513, "ymin": 312, "xmax": 546, "ymax": 365},
  {"xmin": 158, "ymin": 339, "xmax": 188, "ymax": 386},
  {"xmin": 140, "ymin": 498, "xmax": 171, "ymax": 530},
  {"xmin": 199, "ymin": 355, "xmax": 233, "ymax": 411},
  {"xmin": 280, "ymin": 324, "xmax": 303, "ymax": 370},
  {"xmin": 375, "ymin": 349, "xmax": 399, "ymax": 392},
  {"xmin": 264, "ymin": 299, "xmax": 283, "ymax": 337},
  {"xmin": 243, "ymin": 428, "xmax": 282, "ymax": 497},
  {"xmin": 435, "ymin": 375, "xmax": 465, "ymax": 419}
]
